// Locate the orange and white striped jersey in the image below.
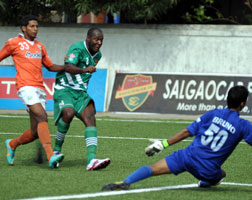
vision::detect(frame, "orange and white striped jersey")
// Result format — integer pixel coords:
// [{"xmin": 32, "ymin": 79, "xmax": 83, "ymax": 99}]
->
[{"xmin": 0, "ymin": 34, "xmax": 54, "ymax": 91}]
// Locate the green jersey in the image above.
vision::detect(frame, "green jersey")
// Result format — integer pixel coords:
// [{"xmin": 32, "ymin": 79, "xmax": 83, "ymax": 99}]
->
[{"xmin": 55, "ymin": 41, "xmax": 102, "ymax": 91}]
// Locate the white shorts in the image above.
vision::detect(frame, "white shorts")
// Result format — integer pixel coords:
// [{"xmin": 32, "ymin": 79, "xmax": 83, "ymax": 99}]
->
[{"xmin": 17, "ymin": 86, "xmax": 46, "ymax": 110}]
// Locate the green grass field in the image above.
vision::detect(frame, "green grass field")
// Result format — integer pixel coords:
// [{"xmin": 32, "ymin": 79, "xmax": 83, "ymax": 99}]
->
[{"xmin": 1, "ymin": 113, "xmax": 252, "ymax": 200}]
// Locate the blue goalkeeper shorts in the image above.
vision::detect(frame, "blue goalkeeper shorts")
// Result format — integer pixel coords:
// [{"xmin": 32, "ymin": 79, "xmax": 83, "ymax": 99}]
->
[{"xmin": 165, "ymin": 148, "xmax": 223, "ymax": 184}]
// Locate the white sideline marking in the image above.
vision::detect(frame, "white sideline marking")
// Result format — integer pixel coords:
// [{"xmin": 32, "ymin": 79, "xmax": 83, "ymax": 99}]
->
[
  {"xmin": 0, "ymin": 132, "xmax": 180, "ymax": 141},
  {"xmin": 222, "ymin": 182, "xmax": 252, "ymax": 186},
  {"xmin": 0, "ymin": 114, "xmax": 192, "ymax": 124},
  {"xmin": 0, "ymin": 131, "xmax": 193, "ymax": 142},
  {"xmin": 17, "ymin": 184, "xmax": 198, "ymax": 200},
  {"xmin": 17, "ymin": 182, "xmax": 252, "ymax": 200},
  {"xmin": 0, "ymin": 132, "xmax": 247, "ymax": 144}
]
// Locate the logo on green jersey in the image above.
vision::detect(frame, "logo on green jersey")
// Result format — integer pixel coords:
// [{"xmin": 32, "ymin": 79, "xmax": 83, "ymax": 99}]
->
[{"xmin": 115, "ymin": 74, "xmax": 157, "ymax": 111}]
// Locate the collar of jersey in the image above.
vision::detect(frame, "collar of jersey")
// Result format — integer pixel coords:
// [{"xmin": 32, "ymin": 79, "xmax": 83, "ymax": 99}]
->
[{"xmin": 18, "ymin": 33, "xmax": 36, "ymax": 45}]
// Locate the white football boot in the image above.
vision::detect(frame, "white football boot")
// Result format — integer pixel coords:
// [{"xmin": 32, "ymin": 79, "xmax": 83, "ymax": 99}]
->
[{"xmin": 86, "ymin": 158, "xmax": 110, "ymax": 171}]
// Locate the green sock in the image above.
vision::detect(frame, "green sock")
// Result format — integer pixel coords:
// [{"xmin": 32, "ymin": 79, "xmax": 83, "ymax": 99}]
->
[
  {"xmin": 85, "ymin": 126, "xmax": 97, "ymax": 164},
  {"xmin": 53, "ymin": 118, "xmax": 70, "ymax": 152}
]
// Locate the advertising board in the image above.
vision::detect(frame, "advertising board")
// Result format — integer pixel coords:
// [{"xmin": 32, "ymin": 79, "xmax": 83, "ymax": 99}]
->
[
  {"xmin": 109, "ymin": 72, "xmax": 252, "ymax": 116},
  {"xmin": 0, "ymin": 66, "xmax": 107, "ymax": 111}
]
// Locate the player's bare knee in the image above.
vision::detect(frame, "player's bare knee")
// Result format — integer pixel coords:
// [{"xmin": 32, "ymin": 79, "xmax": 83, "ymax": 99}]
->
[
  {"xmin": 83, "ymin": 116, "xmax": 96, "ymax": 126},
  {"xmin": 150, "ymin": 166, "xmax": 165, "ymax": 175},
  {"xmin": 62, "ymin": 109, "xmax": 75, "ymax": 123},
  {"xmin": 150, "ymin": 159, "xmax": 171, "ymax": 175},
  {"xmin": 82, "ymin": 108, "xmax": 96, "ymax": 125},
  {"xmin": 35, "ymin": 112, "xmax": 48, "ymax": 122},
  {"xmin": 150, "ymin": 163, "xmax": 162, "ymax": 175}
]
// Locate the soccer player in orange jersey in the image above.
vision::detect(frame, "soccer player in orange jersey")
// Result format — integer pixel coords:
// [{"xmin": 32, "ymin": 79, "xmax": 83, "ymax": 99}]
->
[{"xmin": 0, "ymin": 15, "xmax": 88, "ymax": 168}]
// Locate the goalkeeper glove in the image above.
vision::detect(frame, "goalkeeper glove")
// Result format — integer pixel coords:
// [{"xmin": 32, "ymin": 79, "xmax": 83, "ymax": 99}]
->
[{"xmin": 145, "ymin": 139, "xmax": 169, "ymax": 157}]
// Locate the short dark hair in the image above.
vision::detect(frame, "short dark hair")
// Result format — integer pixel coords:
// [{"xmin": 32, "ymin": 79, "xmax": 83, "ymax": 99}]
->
[
  {"xmin": 20, "ymin": 15, "xmax": 39, "ymax": 28},
  {"xmin": 87, "ymin": 27, "xmax": 103, "ymax": 37},
  {"xmin": 227, "ymin": 86, "xmax": 249, "ymax": 108}
]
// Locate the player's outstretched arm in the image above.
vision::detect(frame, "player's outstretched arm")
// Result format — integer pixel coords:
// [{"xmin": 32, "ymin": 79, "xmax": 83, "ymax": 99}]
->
[
  {"xmin": 167, "ymin": 129, "xmax": 191, "ymax": 146},
  {"xmin": 65, "ymin": 63, "xmax": 96, "ymax": 74},
  {"xmin": 45, "ymin": 64, "xmax": 65, "ymax": 72},
  {"xmin": 145, "ymin": 129, "xmax": 190, "ymax": 157},
  {"xmin": 44, "ymin": 63, "xmax": 96, "ymax": 74}
]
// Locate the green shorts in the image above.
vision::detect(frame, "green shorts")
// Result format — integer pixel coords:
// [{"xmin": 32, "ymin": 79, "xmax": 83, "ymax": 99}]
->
[{"xmin": 53, "ymin": 87, "xmax": 92, "ymax": 125}]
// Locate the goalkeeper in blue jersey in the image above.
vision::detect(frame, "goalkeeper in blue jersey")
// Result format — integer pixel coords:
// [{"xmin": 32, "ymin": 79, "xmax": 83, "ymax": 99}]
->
[
  {"xmin": 53, "ymin": 27, "xmax": 110, "ymax": 171},
  {"xmin": 102, "ymin": 85, "xmax": 252, "ymax": 190}
]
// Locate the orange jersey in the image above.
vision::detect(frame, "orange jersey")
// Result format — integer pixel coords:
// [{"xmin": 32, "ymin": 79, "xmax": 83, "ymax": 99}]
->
[{"xmin": 0, "ymin": 34, "xmax": 54, "ymax": 91}]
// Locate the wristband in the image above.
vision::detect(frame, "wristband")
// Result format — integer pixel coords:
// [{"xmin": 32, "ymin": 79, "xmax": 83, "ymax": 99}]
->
[{"xmin": 162, "ymin": 140, "xmax": 169, "ymax": 148}]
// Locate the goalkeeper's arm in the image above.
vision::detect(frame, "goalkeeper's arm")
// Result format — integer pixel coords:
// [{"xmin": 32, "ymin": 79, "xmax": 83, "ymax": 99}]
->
[
  {"xmin": 167, "ymin": 128, "xmax": 191, "ymax": 146},
  {"xmin": 145, "ymin": 129, "xmax": 190, "ymax": 156}
]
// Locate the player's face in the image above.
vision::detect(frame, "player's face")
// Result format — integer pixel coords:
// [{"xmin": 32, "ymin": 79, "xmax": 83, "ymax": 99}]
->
[
  {"xmin": 22, "ymin": 20, "xmax": 38, "ymax": 41},
  {"xmin": 87, "ymin": 31, "xmax": 103, "ymax": 55}
]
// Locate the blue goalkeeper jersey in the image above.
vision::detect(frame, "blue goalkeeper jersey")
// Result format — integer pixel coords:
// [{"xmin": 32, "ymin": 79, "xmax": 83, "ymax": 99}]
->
[{"xmin": 186, "ymin": 108, "xmax": 252, "ymax": 169}]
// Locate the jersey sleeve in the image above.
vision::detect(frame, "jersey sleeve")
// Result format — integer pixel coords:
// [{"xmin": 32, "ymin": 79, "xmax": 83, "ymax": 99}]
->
[
  {"xmin": 186, "ymin": 110, "xmax": 213, "ymax": 137},
  {"xmin": 41, "ymin": 45, "xmax": 54, "ymax": 67},
  {"xmin": 0, "ymin": 40, "xmax": 12, "ymax": 61},
  {"xmin": 186, "ymin": 118, "xmax": 200, "ymax": 137},
  {"xmin": 242, "ymin": 120, "xmax": 252, "ymax": 145}
]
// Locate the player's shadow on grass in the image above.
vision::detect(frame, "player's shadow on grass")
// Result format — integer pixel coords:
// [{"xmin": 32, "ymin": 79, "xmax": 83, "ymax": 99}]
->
[
  {"xmin": 189, "ymin": 186, "xmax": 252, "ymax": 193},
  {"xmin": 58, "ymin": 159, "xmax": 86, "ymax": 168},
  {"xmin": 20, "ymin": 158, "xmax": 47, "ymax": 167},
  {"xmin": 21, "ymin": 157, "xmax": 85, "ymax": 169}
]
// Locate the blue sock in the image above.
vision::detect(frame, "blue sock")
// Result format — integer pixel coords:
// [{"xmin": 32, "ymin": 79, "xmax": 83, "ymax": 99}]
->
[{"xmin": 124, "ymin": 166, "xmax": 153, "ymax": 184}]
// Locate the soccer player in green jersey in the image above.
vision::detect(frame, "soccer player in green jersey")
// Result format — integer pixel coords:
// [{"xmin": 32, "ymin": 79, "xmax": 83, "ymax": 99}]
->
[{"xmin": 53, "ymin": 27, "xmax": 110, "ymax": 171}]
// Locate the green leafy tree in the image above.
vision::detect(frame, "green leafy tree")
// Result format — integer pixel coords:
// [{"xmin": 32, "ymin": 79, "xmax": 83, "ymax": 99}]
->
[
  {"xmin": 182, "ymin": 0, "xmax": 239, "ymax": 24},
  {"xmin": 0, "ymin": 0, "xmax": 6, "ymax": 12},
  {"xmin": 74, "ymin": 0, "xmax": 178, "ymax": 24},
  {"xmin": 0, "ymin": 0, "xmax": 251, "ymax": 25},
  {"xmin": 0, "ymin": 0, "xmax": 51, "ymax": 25},
  {"xmin": 45, "ymin": 0, "xmax": 77, "ymax": 22}
]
